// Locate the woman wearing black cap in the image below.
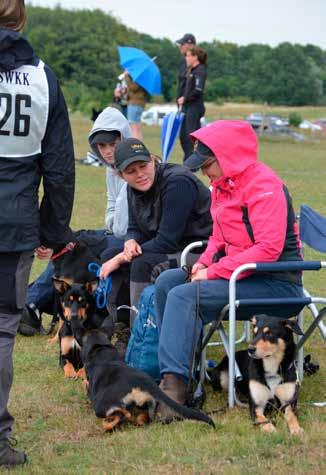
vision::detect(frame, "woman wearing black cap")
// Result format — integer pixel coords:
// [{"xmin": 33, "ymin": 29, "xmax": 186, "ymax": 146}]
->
[
  {"xmin": 178, "ymin": 45, "xmax": 207, "ymax": 161},
  {"xmin": 100, "ymin": 138, "xmax": 212, "ymax": 325}
]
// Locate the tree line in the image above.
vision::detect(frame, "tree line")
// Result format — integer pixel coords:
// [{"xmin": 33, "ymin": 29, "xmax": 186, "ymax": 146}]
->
[{"xmin": 24, "ymin": 5, "xmax": 326, "ymax": 114}]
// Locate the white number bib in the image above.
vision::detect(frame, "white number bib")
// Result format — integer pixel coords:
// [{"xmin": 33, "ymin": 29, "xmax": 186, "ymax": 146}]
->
[{"xmin": 0, "ymin": 60, "xmax": 49, "ymax": 157}]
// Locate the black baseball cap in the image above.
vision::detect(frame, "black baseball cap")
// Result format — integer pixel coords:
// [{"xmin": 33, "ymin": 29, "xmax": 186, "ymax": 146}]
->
[
  {"xmin": 184, "ymin": 141, "xmax": 215, "ymax": 171},
  {"xmin": 176, "ymin": 33, "xmax": 196, "ymax": 45},
  {"xmin": 114, "ymin": 138, "xmax": 151, "ymax": 171},
  {"xmin": 90, "ymin": 130, "xmax": 120, "ymax": 146}
]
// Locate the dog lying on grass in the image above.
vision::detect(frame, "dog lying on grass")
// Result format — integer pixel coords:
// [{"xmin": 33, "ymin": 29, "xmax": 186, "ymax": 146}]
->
[
  {"xmin": 210, "ymin": 314, "xmax": 304, "ymax": 435},
  {"xmin": 70, "ymin": 320, "xmax": 215, "ymax": 431}
]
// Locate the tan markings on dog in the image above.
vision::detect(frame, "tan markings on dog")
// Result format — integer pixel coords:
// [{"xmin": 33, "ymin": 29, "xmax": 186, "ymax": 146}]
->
[
  {"xmin": 103, "ymin": 408, "xmax": 132, "ymax": 431},
  {"xmin": 122, "ymin": 388, "xmax": 155, "ymax": 407},
  {"xmin": 275, "ymin": 382, "xmax": 296, "ymax": 404},
  {"xmin": 251, "ymin": 316, "xmax": 257, "ymax": 325},
  {"xmin": 63, "ymin": 362, "xmax": 77, "ymax": 379},
  {"xmin": 253, "ymin": 327, "xmax": 258, "ymax": 334},
  {"xmin": 134, "ymin": 411, "xmax": 150, "ymax": 426},
  {"xmin": 220, "ymin": 370, "xmax": 229, "ymax": 391},
  {"xmin": 284, "ymin": 405, "xmax": 304, "ymax": 435},
  {"xmin": 263, "ymin": 326, "xmax": 270, "ymax": 334},
  {"xmin": 69, "ymin": 295, "xmax": 74, "ymax": 301},
  {"xmin": 255, "ymin": 407, "xmax": 277, "ymax": 433},
  {"xmin": 76, "ymin": 367, "xmax": 86, "ymax": 379},
  {"xmin": 103, "ymin": 415, "xmax": 121, "ymax": 431},
  {"xmin": 262, "ymin": 339, "xmax": 286, "ymax": 374},
  {"xmin": 61, "ymin": 335, "xmax": 75, "ymax": 355},
  {"xmin": 249, "ymin": 380, "xmax": 271, "ymax": 407},
  {"xmin": 47, "ymin": 318, "xmax": 64, "ymax": 346}
]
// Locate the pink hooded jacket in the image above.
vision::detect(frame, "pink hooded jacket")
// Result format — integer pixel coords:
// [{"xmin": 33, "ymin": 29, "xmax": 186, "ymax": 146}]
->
[{"xmin": 190, "ymin": 120, "xmax": 302, "ymax": 280}]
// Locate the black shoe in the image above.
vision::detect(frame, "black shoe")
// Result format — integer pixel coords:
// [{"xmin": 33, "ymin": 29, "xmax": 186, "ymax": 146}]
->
[
  {"xmin": 113, "ymin": 322, "xmax": 130, "ymax": 358},
  {"xmin": 0, "ymin": 438, "xmax": 27, "ymax": 467},
  {"xmin": 18, "ymin": 305, "xmax": 44, "ymax": 336}
]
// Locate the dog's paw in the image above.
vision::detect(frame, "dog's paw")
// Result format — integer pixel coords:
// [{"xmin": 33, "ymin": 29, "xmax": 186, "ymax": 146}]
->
[
  {"xmin": 261, "ymin": 422, "xmax": 277, "ymax": 434},
  {"xmin": 63, "ymin": 362, "xmax": 78, "ymax": 379},
  {"xmin": 76, "ymin": 368, "xmax": 86, "ymax": 379},
  {"xmin": 290, "ymin": 425, "xmax": 304, "ymax": 436}
]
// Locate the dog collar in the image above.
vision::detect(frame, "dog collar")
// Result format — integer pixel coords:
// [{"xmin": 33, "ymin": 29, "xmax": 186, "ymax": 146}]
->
[{"xmin": 51, "ymin": 242, "xmax": 76, "ymax": 261}]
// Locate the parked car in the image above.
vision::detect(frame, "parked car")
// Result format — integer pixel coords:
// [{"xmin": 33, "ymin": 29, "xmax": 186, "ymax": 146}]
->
[
  {"xmin": 141, "ymin": 105, "xmax": 177, "ymax": 126},
  {"xmin": 299, "ymin": 120, "xmax": 322, "ymax": 131}
]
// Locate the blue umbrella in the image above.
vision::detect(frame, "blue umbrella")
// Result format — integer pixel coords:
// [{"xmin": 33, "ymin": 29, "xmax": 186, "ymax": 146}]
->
[
  {"xmin": 161, "ymin": 110, "xmax": 185, "ymax": 162},
  {"xmin": 118, "ymin": 46, "xmax": 161, "ymax": 96}
]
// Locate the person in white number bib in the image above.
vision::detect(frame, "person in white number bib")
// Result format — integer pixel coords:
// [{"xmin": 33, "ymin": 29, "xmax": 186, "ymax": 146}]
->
[{"xmin": 0, "ymin": 1, "xmax": 75, "ymax": 467}]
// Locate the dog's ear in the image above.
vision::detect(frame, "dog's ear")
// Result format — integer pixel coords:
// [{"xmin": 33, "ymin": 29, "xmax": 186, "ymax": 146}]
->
[
  {"xmin": 52, "ymin": 278, "xmax": 71, "ymax": 294},
  {"xmin": 85, "ymin": 279, "xmax": 99, "ymax": 294},
  {"xmin": 282, "ymin": 319, "xmax": 304, "ymax": 336}
]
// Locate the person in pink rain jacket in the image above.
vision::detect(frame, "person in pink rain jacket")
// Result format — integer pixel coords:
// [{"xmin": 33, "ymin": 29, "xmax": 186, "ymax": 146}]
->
[{"xmin": 154, "ymin": 120, "xmax": 304, "ymax": 416}]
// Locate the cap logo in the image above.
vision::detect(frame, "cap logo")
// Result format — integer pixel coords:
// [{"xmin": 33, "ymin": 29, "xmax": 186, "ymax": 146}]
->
[{"xmin": 131, "ymin": 144, "xmax": 144, "ymax": 150}]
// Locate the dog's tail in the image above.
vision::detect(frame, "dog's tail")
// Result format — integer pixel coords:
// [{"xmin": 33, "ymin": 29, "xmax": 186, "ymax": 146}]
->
[{"xmin": 145, "ymin": 381, "xmax": 215, "ymax": 427}]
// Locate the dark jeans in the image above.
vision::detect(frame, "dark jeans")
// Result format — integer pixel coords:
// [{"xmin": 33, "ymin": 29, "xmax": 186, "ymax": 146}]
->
[
  {"xmin": 0, "ymin": 251, "xmax": 34, "ymax": 441},
  {"xmin": 154, "ymin": 269, "xmax": 304, "ymax": 381},
  {"xmin": 27, "ymin": 230, "xmax": 124, "ymax": 313},
  {"xmin": 179, "ymin": 103, "xmax": 205, "ymax": 161}
]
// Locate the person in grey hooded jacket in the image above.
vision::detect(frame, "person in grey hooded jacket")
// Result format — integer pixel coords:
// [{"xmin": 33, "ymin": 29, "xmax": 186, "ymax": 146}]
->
[{"xmin": 18, "ymin": 107, "xmax": 132, "ymax": 336}]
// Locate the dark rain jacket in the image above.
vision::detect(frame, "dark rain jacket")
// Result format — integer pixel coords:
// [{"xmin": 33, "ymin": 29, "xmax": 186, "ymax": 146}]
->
[
  {"xmin": 0, "ymin": 29, "xmax": 75, "ymax": 252},
  {"xmin": 126, "ymin": 163, "xmax": 212, "ymax": 253}
]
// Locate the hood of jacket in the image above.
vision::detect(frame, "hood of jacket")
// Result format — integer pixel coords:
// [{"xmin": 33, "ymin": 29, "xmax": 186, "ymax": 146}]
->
[
  {"xmin": 0, "ymin": 28, "xmax": 35, "ymax": 72},
  {"xmin": 88, "ymin": 107, "xmax": 132, "ymax": 165},
  {"xmin": 190, "ymin": 120, "xmax": 258, "ymax": 182}
]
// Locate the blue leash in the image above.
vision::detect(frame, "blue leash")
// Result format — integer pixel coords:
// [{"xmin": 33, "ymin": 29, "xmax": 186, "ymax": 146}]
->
[{"xmin": 88, "ymin": 262, "xmax": 112, "ymax": 309}]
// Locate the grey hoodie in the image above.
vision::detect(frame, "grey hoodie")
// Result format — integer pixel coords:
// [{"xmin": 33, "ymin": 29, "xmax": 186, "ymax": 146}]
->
[{"xmin": 88, "ymin": 107, "xmax": 132, "ymax": 239}]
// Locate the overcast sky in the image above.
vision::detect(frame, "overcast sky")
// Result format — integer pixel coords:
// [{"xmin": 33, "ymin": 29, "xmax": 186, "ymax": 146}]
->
[{"xmin": 26, "ymin": 0, "xmax": 326, "ymax": 49}]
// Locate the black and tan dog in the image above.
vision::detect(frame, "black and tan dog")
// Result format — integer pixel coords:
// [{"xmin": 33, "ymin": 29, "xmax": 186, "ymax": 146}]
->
[
  {"xmin": 50, "ymin": 241, "xmax": 111, "ymax": 379},
  {"xmin": 210, "ymin": 314, "xmax": 304, "ymax": 435},
  {"xmin": 70, "ymin": 321, "xmax": 215, "ymax": 431}
]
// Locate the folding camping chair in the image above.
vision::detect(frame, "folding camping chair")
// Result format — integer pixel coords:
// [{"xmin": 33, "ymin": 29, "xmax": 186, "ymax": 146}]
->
[{"xmin": 181, "ymin": 204, "xmax": 326, "ymax": 408}]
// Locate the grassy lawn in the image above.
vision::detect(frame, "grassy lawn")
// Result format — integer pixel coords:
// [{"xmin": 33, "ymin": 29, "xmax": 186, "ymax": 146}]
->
[{"xmin": 11, "ymin": 104, "xmax": 326, "ymax": 474}]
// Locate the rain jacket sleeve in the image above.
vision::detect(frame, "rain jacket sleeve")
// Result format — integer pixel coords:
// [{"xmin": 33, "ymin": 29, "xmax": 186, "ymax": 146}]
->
[
  {"xmin": 39, "ymin": 66, "xmax": 75, "ymax": 249},
  {"xmin": 206, "ymin": 180, "xmax": 288, "ymax": 280}
]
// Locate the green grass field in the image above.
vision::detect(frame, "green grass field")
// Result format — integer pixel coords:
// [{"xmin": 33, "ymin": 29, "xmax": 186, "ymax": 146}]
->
[{"xmin": 11, "ymin": 103, "xmax": 326, "ymax": 474}]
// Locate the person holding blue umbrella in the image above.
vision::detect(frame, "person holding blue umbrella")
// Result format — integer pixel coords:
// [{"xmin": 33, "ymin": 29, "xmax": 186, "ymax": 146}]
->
[
  {"xmin": 124, "ymin": 71, "xmax": 148, "ymax": 139},
  {"xmin": 118, "ymin": 46, "xmax": 162, "ymax": 140}
]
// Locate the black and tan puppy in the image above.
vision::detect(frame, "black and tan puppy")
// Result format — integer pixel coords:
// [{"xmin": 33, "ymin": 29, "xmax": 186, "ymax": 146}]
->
[
  {"xmin": 210, "ymin": 314, "xmax": 304, "ymax": 435},
  {"xmin": 52, "ymin": 279, "xmax": 107, "ymax": 379},
  {"xmin": 70, "ymin": 321, "xmax": 215, "ymax": 431},
  {"xmin": 50, "ymin": 241, "xmax": 111, "ymax": 379}
]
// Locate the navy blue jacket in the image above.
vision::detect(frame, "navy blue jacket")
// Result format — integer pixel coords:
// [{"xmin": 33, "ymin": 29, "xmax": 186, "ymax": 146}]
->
[{"xmin": 0, "ymin": 29, "xmax": 75, "ymax": 252}]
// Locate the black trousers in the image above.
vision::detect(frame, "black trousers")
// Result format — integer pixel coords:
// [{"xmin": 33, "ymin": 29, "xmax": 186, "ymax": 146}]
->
[
  {"xmin": 0, "ymin": 251, "xmax": 34, "ymax": 442},
  {"xmin": 180, "ymin": 103, "xmax": 205, "ymax": 162}
]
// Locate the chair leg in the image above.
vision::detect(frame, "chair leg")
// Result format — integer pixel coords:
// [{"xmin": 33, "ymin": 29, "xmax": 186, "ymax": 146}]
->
[{"xmin": 297, "ymin": 309, "xmax": 304, "ymax": 381}]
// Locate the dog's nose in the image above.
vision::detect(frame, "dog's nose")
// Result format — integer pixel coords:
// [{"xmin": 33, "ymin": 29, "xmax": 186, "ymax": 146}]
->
[{"xmin": 248, "ymin": 346, "xmax": 256, "ymax": 356}]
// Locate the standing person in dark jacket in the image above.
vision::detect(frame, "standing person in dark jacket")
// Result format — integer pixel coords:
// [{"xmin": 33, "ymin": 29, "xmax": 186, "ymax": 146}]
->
[
  {"xmin": 178, "ymin": 46, "xmax": 207, "ymax": 161},
  {"xmin": 175, "ymin": 33, "xmax": 196, "ymax": 106},
  {"xmin": 100, "ymin": 138, "xmax": 212, "ymax": 328},
  {"xmin": 0, "ymin": 0, "xmax": 75, "ymax": 467}
]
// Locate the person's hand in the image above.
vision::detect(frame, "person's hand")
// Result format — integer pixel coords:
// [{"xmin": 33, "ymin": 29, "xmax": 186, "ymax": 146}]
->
[
  {"xmin": 191, "ymin": 262, "xmax": 207, "ymax": 275},
  {"xmin": 100, "ymin": 252, "xmax": 130, "ymax": 279},
  {"xmin": 177, "ymin": 96, "xmax": 184, "ymax": 106},
  {"xmin": 124, "ymin": 239, "xmax": 142, "ymax": 261},
  {"xmin": 191, "ymin": 268, "xmax": 208, "ymax": 282},
  {"xmin": 35, "ymin": 246, "xmax": 53, "ymax": 260}
]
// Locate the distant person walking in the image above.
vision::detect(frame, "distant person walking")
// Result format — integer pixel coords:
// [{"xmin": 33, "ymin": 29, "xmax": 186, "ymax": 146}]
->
[
  {"xmin": 113, "ymin": 74, "xmax": 128, "ymax": 118},
  {"xmin": 178, "ymin": 46, "xmax": 207, "ymax": 161},
  {"xmin": 0, "ymin": 0, "xmax": 75, "ymax": 467},
  {"xmin": 124, "ymin": 72, "xmax": 148, "ymax": 140}
]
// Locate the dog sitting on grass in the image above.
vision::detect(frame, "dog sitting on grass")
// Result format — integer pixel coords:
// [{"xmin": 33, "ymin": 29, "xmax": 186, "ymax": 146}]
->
[
  {"xmin": 70, "ymin": 319, "xmax": 215, "ymax": 432},
  {"xmin": 210, "ymin": 314, "xmax": 304, "ymax": 435},
  {"xmin": 50, "ymin": 241, "xmax": 111, "ymax": 379}
]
